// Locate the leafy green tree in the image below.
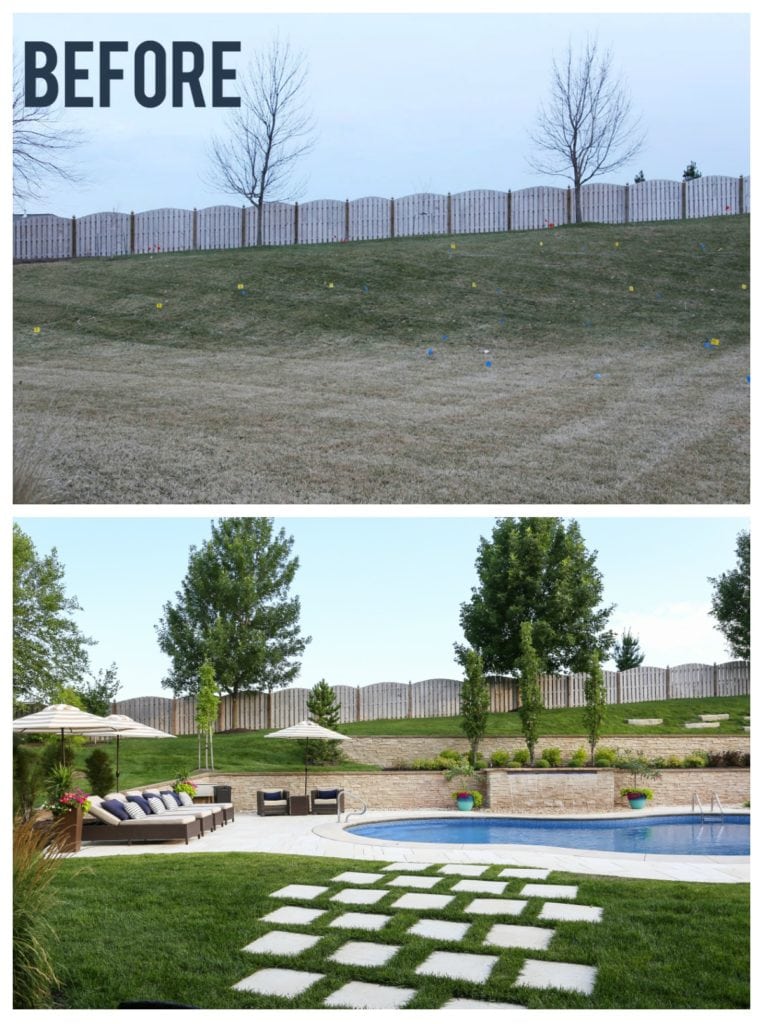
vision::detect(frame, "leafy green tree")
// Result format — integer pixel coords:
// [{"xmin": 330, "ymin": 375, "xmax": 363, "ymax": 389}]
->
[
  {"xmin": 157, "ymin": 518, "xmax": 311, "ymax": 729},
  {"xmin": 457, "ymin": 517, "xmax": 614, "ymax": 675},
  {"xmin": 460, "ymin": 649, "xmax": 491, "ymax": 769},
  {"xmin": 682, "ymin": 160, "xmax": 702, "ymax": 180},
  {"xmin": 613, "ymin": 629, "xmax": 645, "ymax": 671},
  {"xmin": 709, "ymin": 531, "xmax": 750, "ymax": 660},
  {"xmin": 13, "ymin": 524, "xmax": 93, "ymax": 707},
  {"xmin": 306, "ymin": 679, "xmax": 343, "ymax": 765},
  {"xmin": 517, "ymin": 621, "xmax": 544, "ymax": 765},
  {"xmin": 195, "ymin": 662, "xmax": 220, "ymax": 771},
  {"xmin": 77, "ymin": 663, "xmax": 121, "ymax": 717},
  {"xmin": 582, "ymin": 650, "xmax": 607, "ymax": 765}
]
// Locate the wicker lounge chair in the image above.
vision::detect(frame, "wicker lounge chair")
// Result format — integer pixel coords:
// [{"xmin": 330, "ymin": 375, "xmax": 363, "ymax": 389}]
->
[
  {"xmin": 310, "ymin": 788, "xmax": 345, "ymax": 814},
  {"xmin": 256, "ymin": 789, "xmax": 290, "ymax": 816},
  {"xmin": 101, "ymin": 793, "xmax": 219, "ymax": 835},
  {"xmin": 82, "ymin": 801, "xmax": 203, "ymax": 845}
]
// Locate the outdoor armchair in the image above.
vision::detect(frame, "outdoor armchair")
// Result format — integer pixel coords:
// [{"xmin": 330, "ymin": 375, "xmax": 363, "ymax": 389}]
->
[
  {"xmin": 310, "ymin": 788, "xmax": 345, "ymax": 814},
  {"xmin": 256, "ymin": 789, "xmax": 290, "ymax": 816}
]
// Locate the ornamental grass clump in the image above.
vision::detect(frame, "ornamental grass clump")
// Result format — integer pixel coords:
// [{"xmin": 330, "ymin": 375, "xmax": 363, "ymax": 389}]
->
[{"xmin": 13, "ymin": 816, "xmax": 63, "ymax": 1009}]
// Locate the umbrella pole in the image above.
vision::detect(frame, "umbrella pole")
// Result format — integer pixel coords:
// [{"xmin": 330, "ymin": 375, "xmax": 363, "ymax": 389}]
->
[
  {"xmin": 304, "ymin": 738, "xmax": 308, "ymax": 795},
  {"xmin": 115, "ymin": 735, "xmax": 121, "ymax": 789}
]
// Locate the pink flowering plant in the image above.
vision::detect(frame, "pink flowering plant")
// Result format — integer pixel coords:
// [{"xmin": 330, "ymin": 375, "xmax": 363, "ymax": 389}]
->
[
  {"xmin": 173, "ymin": 772, "xmax": 197, "ymax": 797},
  {"xmin": 47, "ymin": 788, "xmax": 91, "ymax": 817}
]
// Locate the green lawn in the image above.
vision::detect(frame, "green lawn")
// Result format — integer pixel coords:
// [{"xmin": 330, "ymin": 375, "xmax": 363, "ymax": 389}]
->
[
  {"xmin": 45, "ymin": 695, "xmax": 748, "ymax": 791},
  {"xmin": 14, "ymin": 216, "xmax": 749, "ymax": 503},
  {"xmin": 46, "ymin": 853, "xmax": 749, "ymax": 1009}
]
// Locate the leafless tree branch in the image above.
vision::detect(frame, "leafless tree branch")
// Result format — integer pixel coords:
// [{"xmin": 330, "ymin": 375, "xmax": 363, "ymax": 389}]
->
[
  {"xmin": 528, "ymin": 39, "xmax": 645, "ymax": 223},
  {"xmin": 204, "ymin": 39, "xmax": 316, "ymax": 245}
]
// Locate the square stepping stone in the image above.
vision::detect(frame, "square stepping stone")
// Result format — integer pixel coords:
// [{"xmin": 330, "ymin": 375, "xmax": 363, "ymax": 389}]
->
[
  {"xmin": 261, "ymin": 906, "xmax": 326, "ymax": 926},
  {"xmin": 463, "ymin": 898, "xmax": 527, "ymax": 917},
  {"xmin": 520, "ymin": 883, "xmax": 578, "ymax": 899},
  {"xmin": 498, "ymin": 868, "xmax": 550, "ymax": 880},
  {"xmin": 232, "ymin": 967, "xmax": 323, "ymax": 997},
  {"xmin": 381, "ymin": 862, "xmax": 434, "ymax": 872},
  {"xmin": 451, "ymin": 879, "xmax": 507, "ymax": 895},
  {"xmin": 328, "ymin": 912, "xmax": 390, "ymax": 931},
  {"xmin": 438, "ymin": 864, "xmax": 488, "ymax": 876},
  {"xmin": 271, "ymin": 884, "xmax": 328, "ymax": 901},
  {"xmin": 332, "ymin": 871, "xmax": 384, "ymax": 884},
  {"xmin": 328, "ymin": 941, "xmax": 400, "ymax": 967},
  {"xmin": 483, "ymin": 923, "xmax": 555, "ymax": 951},
  {"xmin": 538, "ymin": 902, "xmax": 603, "ymax": 923},
  {"xmin": 407, "ymin": 918, "xmax": 470, "ymax": 942},
  {"xmin": 390, "ymin": 892, "xmax": 454, "ymax": 911},
  {"xmin": 515, "ymin": 958, "xmax": 597, "ymax": 995},
  {"xmin": 324, "ymin": 981, "xmax": 416, "ymax": 1009},
  {"xmin": 699, "ymin": 713, "xmax": 729, "ymax": 721},
  {"xmin": 415, "ymin": 950, "xmax": 498, "ymax": 984},
  {"xmin": 385, "ymin": 874, "xmax": 441, "ymax": 889},
  {"xmin": 442, "ymin": 998, "xmax": 527, "ymax": 1009},
  {"xmin": 330, "ymin": 888, "xmax": 386, "ymax": 905},
  {"xmin": 242, "ymin": 930, "xmax": 321, "ymax": 955}
]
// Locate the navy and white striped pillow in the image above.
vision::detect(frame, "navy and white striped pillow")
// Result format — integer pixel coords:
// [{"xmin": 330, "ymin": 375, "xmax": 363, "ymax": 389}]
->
[
  {"xmin": 147, "ymin": 796, "xmax": 166, "ymax": 815},
  {"xmin": 124, "ymin": 800, "xmax": 147, "ymax": 819},
  {"xmin": 177, "ymin": 791, "xmax": 194, "ymax": 807}
]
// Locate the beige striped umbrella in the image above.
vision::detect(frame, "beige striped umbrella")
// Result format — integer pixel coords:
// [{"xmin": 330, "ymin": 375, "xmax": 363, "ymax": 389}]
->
[
  {"xmin": 265, "ymin": 719, "xmax": 349, "ymax": 794},
  {"xmin": 80, "ymin": 714, "xmax": 175, "ymax": 788},
  {"xmin": 12, "ymin": 703, "xmax": 119, "ymax": 760}
]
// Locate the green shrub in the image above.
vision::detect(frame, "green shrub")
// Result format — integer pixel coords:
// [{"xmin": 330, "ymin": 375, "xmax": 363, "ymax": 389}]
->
[
  {"xmin": 489, "ymin": 749, "xmax": 511, "ymax": 767},
  {"xmin": 438, "ymin": 749, "xmax": 463, "ymax": 763},
  {"xmin": 683, "ymin": 752, "xmax": 709, "ymax": 768},
  {"xmin": 512, "ymin": 748, "xmax": 530, "ymax": 765},
  {"xmin": 535, "ymin": 758, "xmax": 551, "ymax": 768},
  {"xmin": 594, "ymin": 746, "xmax": 619, "ymax": 766},
  {"xmin": 411, "ymin": 758, "xmax": 437, "ymax": 770},
  {"xmin": 508, "ymin": 761, "xmax": 524, "ymax": 768},
  {"xmin": 541, "ymin": 747, "xmax": 562, "ymax": 767},
  {"xmin": 664, "ymin": 755, "xmax": 684, "ymax": 769},
  {"xmin": 568, "ymin": 746, "xmax": 588, "ymax": 767},
  {"xmin": 84, "ymin": 747, "xmax": 115, "ymax": 796}
]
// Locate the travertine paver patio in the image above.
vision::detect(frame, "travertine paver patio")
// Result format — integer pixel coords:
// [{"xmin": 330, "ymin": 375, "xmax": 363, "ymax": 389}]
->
[
  {"xmin": 328, "ymin": 941, "xmax": 400, "ymax": 966},
  {"xmin": 323, "ymin": 980, "xmax": 416, "ymax": 1008},
  {"xmin": 515, "ymin": 958, "xmax": 598, "ymax": 995},
  {"xmin": 415, "ymin": 950, "xmax": 499, "ymax": 983}
]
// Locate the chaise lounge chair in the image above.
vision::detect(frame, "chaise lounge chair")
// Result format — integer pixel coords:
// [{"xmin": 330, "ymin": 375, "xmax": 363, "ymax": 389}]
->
[
  {"xmin": 310, "ymin": 788, "xmax": 345, "ymax": 814},
  {"xmin": 82, "ymin": 796, "xmax": 202, "ymax": 845},
  {"xmin": 104, "ymin": 792, "xmax": 220, "ymax": 834},
  {"xmin": 256, "ymin": 789, "xmax": 290, "ymax": 816}
]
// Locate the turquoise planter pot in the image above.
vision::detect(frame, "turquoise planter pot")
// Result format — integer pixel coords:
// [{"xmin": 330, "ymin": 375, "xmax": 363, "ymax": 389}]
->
[
  {"xmin": 627, "ymin": 795, "xmax": 647, "ymax": 809},
  {"xmin": 456, "ymin": 797, "xmax": 475, "ymax": 811}
]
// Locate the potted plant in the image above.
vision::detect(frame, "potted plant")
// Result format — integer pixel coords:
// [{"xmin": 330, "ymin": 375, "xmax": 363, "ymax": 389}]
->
[
  {"xmin": 443, "ymin": 757, "xmax": 483, "ymax": 811},
  {"xmin": 43, "ymin": 764, "xmax": 91, "ymax": 852},
  {"xmin": 618, "ymin": 753, "xmax": 661, "ymax": 809}
]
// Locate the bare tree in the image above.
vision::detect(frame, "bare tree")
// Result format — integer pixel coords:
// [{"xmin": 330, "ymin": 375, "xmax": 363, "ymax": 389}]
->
[
  {"xmin": 13, "ymin": 63, "xmax": 84, "ymax": 204},
  {"xmin": 528, "ymin": 39, "xmax": 644, "ymax": 223},
  {"xmin": 206, "ymin": 39, "xmax": 315, "ymax": 246}
]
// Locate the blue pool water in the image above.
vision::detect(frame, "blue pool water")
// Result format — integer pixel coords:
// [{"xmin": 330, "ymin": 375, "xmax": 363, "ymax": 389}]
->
[{"xmin": 348, "ymin": 814, "xmax": 750, "ymax": 856}]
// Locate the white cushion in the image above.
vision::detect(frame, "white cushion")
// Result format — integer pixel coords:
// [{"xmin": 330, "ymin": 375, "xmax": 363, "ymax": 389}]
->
[
  {"xmin": 177, "ymin": 791, "xmax": 194, "ymax": 807},
  {"xmin": 124, "ymin": 800, "xmax": 147, "ymax": 819}
]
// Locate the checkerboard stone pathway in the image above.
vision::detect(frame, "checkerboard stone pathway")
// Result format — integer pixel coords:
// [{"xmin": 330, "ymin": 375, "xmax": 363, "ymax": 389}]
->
[{"xmin": 232, "ymin": 863, "xmax": 603, "ymax": 1007}]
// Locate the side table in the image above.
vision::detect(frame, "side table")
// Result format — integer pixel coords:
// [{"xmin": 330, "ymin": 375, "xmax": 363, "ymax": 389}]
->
[{"xmin": 289, "ymin": 795, "xmax": 310, "ymax": 815}]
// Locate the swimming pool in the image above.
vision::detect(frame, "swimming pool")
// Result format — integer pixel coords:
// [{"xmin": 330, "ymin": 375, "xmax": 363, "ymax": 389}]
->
[{"xmin": 347, "ymin": 814, "xmax": 750, "ymax": 856}]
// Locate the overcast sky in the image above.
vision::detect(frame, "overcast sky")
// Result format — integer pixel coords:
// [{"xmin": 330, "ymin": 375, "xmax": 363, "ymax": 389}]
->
[
  {"xmin": 12, "ymin": 4, "xmax": 750, "ymax": 216},
  {"xmin": 14, "ymin": 514, "xmax": 749, "ymax": 703}
]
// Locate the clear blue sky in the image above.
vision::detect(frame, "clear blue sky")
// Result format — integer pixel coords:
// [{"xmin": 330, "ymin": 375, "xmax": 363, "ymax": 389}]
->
[
  {"xmin": 12, "ymin": 2, "xmax": 750, "ymax": 216},
  {"xmin": 14, "ymin": 514, "xmax": 749, "ymax": 702}
]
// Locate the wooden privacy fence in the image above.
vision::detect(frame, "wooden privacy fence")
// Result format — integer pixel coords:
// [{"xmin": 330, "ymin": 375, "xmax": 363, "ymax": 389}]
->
[
  {"xmin": 14, "ymin": 175, "xmax": 750, "ymax": 262},
  {"xmin": 113, "ymin": 661, "xmax": 749, "ymax": 736}
]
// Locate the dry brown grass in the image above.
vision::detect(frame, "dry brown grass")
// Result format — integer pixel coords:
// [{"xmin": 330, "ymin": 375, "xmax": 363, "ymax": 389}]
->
[
  {"xmin": 14, "ymin": 219, "xmax": 749, "ymax": 504},
  {"xmin": 14, "ymin": 333, "xmax": 748, "ymax": 503}
]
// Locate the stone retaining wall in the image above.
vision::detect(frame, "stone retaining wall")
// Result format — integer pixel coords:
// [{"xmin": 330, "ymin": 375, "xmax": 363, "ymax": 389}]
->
[
  {"xmin": 344, "ymin": 733, "xmax": 750, "ymax": 767},
  {"xmin": 186, "ymin": 767, "xmax": 749, "ymax": 814}
]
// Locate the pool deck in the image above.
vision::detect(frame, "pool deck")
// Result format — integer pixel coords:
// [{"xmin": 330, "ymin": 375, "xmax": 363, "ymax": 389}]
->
[{"xmin": 70, "ymin": 805, "xmax": 750, "ymax": 884}]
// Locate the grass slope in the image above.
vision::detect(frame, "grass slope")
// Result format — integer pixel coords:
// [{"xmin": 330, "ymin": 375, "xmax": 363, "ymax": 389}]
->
[
  {"xmin": 47, "ymin": 853, "xmax": 749, "ymax": 1009},
  {"xmin": 51, "ymin": 695, "xmax": 749, "ymax": 791},
  {"xmin": 14, "ymin": 216, "xmax": 749, "ymax": 503}
]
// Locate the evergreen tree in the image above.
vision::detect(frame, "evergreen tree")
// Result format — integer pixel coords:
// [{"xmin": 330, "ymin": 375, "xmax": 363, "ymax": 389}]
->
[
  {"xmin": 157, "ymin": 518, "xmax": 311, "ymax": 729},
  {"xmin": 460, "ymin": 649, "xmax": 491, "ymax": 769},
  {"xmin": 613, "ymin": 629, "xmax": 645, "ymax": 670},
  {"xmin": 84, "ymin": 747, "xmax": 116, "ymax": 796},
  {"xmin": 682, "ymin": 160, "xmax": 702, "ymax": 180},
  {"xmin": 306, "ymin": 679, "xmax": 342, "ymax": 764},
  {"xmin": 582, "ymin": 650, "xmax": 607, "ymax": 766},
  {"xmin": 517, "ymin": 622, "xmax": 544, "ymax": 765},
  {"xmin": 634, "ymin": 169, "xmax": 645, "ymax": 183}
]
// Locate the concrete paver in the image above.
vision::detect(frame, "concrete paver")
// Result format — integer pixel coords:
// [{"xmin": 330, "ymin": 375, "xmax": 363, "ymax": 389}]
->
[
  {"xmin": 323, "ymin": 981, "xmax": 416, "ymax": 1008},
  {"xmin": 329, "ymin": 887, "xmax": 386, "ymax": 905},
  {"xmin": 407, "ymin": 918, "xmax": 470, "ymax": 942},
  {"xmin": 328, "ymin": 941, "xmax": 400, "ymax": 967},
  {"xmin": 415, "ymin": 950, "xmax": 498, "ymax": 983},
  {"xmin": 483, "ymin": 923, "xmax": 555, "ymax": 951},
  {"xmin": 260, "ymin": 906, "xmax": 326, "ymax": 926},
  {"xmin": 242, "ymin": 930, "xmax": 321, "ymax": 955},
  {"xmin": 515, "ymin": 958, "xmax": 597, "ymax": 995},
  {"xmin": 538, "ymin": 902, "xmax": 603, "ymax": 923},
  {"xmin": 232, "ymin": 967, "xmax": 323, "ymax": 997},
  {"xmin": 328, "ymin": 912, "xmax": 391, "ymax": 931},
  {"xmin": 390, "ymin": 892, "xmax": 454, "ymax": 910}
]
